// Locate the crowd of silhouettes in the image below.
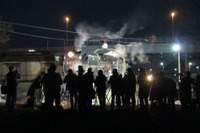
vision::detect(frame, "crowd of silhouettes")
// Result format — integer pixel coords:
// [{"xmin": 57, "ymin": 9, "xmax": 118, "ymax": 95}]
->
[{"xmin": 3, "ymin": 64, "xmax": 200, "ymax": 112}]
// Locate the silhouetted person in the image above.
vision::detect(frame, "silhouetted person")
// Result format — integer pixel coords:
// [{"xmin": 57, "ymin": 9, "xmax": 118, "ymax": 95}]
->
[
  {"xmin": 41, "ymin": 64, "xmax": 63, "ymax": 110},
  {"xmin": 95, "ymin": 70, "xmax": 107, "ymax": 111},
  {"xmin": 124, "ymin": 68, "xmax": 136, "ymax": 111},
  {"xmin": 76, "ymin": 65, "xmax": 87, "ymax": 112},
  {"xmin": 179, "ymin": 71, "xmax": 194, "ymax": 109},
  {"xmin": 26, "ymin": 74, "xmax": 42, "ymax": 108},
  {"xmin": 179, "ymin": 73, "xmax": 185, "ymax": 108},
  {"xmin": 157, "ymin": 72, "xmax": 166, "ymax": 108},
  {"xmin": 6, "ymin": 66, "xmax": 20, "ymax": 111},
  {"xmin": 108, "ymin": 69, "xmax": 121, "ymax": 111},
  {"xmin": 138, "ymin": 68, "xmax": 149, "ymax": 109},
  {"xmin": 194, "ymin": 75, "xmax": 200, "ymax": 108},
  {"xmin": 119, "ymin": 74, "xmax": 124, "ymax": 109},
  {"xmin": 150, "ymin": 72, "xmax": 160, "ymax": 107},
  {"xmin": 84, "ymin": 68, "xmax": 95, "ymax": 109},
  {"xmin": 166, "ymin": 77, "xmax": 177, "ymax": 109},
  {"xmin": 64, "ymin": 69, "xmax": 77, "ymax": 110}
]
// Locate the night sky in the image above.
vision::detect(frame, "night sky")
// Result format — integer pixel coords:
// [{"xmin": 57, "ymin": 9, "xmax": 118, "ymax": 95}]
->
[{"xmin": 0, "ymin": 0, "xmax": 200, "ymax": 48}]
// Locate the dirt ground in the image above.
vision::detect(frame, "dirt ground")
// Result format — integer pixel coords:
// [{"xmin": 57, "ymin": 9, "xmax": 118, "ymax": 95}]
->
[{"xmin": 0, "ymin": 104, "xmax": 200, "ymax": 133}]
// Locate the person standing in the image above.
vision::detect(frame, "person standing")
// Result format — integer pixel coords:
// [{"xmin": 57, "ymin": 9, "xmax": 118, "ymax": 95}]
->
[
  {"xmin": 179, "ymin": 71, "xmax": 194, "ymax": 109},
  {"xmin": 84, "ymin": 68, "xmax": 95, "ymax": 109},
  {"xmin": 194, "ymin": 75, "xmax": 200, "ymax": 108},
  {"xmin": 124, "ymin": 68, "xmax": 136, "ymax": 111},
  {"xmin": 41, "ymin": 64, "xmax": 63, "ymax": 110},
  {"xmin": 6, "ymin": 66, "xmax": 20, "ymax": 111},
  {"xmin": 76, "ymin": 65, "xmax": 87, "ymax": 112},
  {"xmin": 95, "ymin": 70, "xmax": 107, "ymax": 111},
  {"xmin": 138, "ymin": 68, "xmax": 149, "ymax": 110},
  {"xmin": 108, "ymin": 69, "xmax": 121, "ymax": 111},
  {"xmin": 64, "ymin": 69, "xmax": 77, "ymax": 110}
]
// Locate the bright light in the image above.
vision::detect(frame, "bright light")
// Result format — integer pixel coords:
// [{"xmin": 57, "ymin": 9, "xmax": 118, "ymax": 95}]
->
[
  {"xmin": 171, "ymin": 12, "xmax": 175, "ymax": 17},
  {"xmin": 189, "ymin": 62, "xmax": 192, "ymax": 66},
  {"xmin": 102, "ymin": 42, "xmax": 108, "ymax": 49},
  {"xmin": 173, "ymin": 44, "xmax": 180, "ymax": 51},
  {"xmin": 66, "ymin": 17, "xmax": 69, "ymax": 22},
  {"xmin": 147, "ymin": 75, "xmax": 152, "ymax": 82},
  {"xmin": 28, "ymin": 49, "xmax": 35, "ymax": 52},
  {"xmin": 67, "ymin": 51, "xmax": 75, "ymax": 58},
  {"xmin": 196, "ymin": 66, "xmax": 199, "ymax": 69},
  {"xmin": 160, "ymin": 62, "xmax": 164, "ymax": 66},
  {"xmin": 174, "ymin": 68, "xmax": 177, "ymax": 71}
]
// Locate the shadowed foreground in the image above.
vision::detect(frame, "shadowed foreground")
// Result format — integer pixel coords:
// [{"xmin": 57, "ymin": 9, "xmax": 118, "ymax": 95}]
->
[{"xmin": 0, "ymin": 104, "xmax": 200, "ymax": 133}]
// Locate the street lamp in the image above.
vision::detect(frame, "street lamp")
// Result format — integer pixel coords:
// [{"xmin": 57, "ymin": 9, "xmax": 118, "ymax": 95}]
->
[
  {"xmin": 160, "ymin": 62, "xmax": 164, "ymax": 71},
  {"xmin": 173, "ymin": 44, "xmax": 181, "ymax": 82},
  {"xmin": 189, "ymin": 62, "xmax": 192, "ymax": 71},
  {"xmin": 65, "ymin": 17, "xmax": 69, "ymax": 49},
  {"xmin": 171, "ymin": 12, "xmax": 175, "ymax": 43},
  {"xmin": 196, "ymin": 66, "xmax": 199, "ymax": 73}
]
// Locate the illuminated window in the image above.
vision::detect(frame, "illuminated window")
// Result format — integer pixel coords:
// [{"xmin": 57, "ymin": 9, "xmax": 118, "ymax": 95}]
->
[{"xmin": 55, "ymin": 56, "xmax": 60, "ymax": 62}]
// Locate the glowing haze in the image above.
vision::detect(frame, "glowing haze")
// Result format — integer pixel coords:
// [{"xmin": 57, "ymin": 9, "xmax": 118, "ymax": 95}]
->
[{"xmin": 74, "ymin": 10, "xmax": 149, "ymax": 64}]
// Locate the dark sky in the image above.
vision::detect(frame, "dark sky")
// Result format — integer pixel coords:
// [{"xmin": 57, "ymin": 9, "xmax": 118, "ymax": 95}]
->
[{"xmin": 0, "ymin": 0, "xmax": 200, "ymax": 48}]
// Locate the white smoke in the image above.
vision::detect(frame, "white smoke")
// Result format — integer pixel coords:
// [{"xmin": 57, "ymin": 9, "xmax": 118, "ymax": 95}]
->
[
  {"xmin": 104, "ymin": 43, "xmax": 127, "ymax": 58},
  {"xmin": 74, "ymin": 22, "xmax": 128, "ymax": 52},
  {"xmin": 106, "ymin": 42, "xmax": 147, "ymax": 64},
  {"xmin": 127, "ymin": 42, "xmax": 147, "ymax": 64},
  {"xmin": 114, "ymin": 44, "xmax": 127, "ymax": 58}
]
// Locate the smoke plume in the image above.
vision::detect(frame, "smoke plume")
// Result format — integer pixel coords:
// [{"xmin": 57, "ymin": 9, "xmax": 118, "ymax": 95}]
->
[{"xmin": 111, "ymin": 42, "xmax": 147, "ymax": 64}]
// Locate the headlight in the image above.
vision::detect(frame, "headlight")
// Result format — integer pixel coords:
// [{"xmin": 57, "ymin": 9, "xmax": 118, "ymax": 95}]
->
[{"xmin": 147, "ymin": 75, "xmax": 152, "ymax": 82}]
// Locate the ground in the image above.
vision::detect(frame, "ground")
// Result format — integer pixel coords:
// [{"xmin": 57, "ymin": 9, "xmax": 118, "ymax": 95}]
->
[{"xmin": 0, "ymin": 104, "xmax": 200, "ymax": 133}]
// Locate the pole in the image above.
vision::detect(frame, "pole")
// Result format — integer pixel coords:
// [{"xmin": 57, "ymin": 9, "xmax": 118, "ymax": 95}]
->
[
  {"xmin": 189, "ymin": 65, "xmax": 191, "ymax": 71},
  {"xmin": 66, "ymin": 21, "xmax": 68, "ymax": 50},
  {"xmin": 178, "ymin": 50, "xmax": 181, "ymax": 82},
  {"xmin": 171, "ymin": 12, "xmax": 175, "ymax": 43}
]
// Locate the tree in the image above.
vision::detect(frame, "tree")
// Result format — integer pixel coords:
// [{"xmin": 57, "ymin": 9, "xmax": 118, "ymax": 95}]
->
[{"xmin": 0, "ymin": 17, "xmax": 12, "ymax": 50}]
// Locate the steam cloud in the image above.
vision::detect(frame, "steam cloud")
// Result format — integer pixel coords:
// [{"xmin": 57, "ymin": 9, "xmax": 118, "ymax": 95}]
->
[
  {"xmin": 74, "ymin": 9, "xmax": 149, "ymax": 63},
  {"xmin": 109, "ymin": 43, "xmax": 147, "ymax": 64},
  {"xmin": 74, "ymin": 22, "xmax": 128, "ymax": 52}
]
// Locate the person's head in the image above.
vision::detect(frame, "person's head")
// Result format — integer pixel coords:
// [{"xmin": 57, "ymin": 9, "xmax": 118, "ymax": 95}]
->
[
  {"xmin": 127, "ymin": 68, "xmax": 132, "ymax": 74},
  {"xmin": 98, "ymin": 70, "xmax": 103, "ymax": 76},
  {"xmin": 9, "ymin": 66, "xmax": 14, "ymax": 72},
  {"xmin": 78, "ymin": 65, "xmax": 84, "ymax": 75},
  {"xmin": 68, "ymin": 69, "xmax": 73, "ymax": 74},
  {"xmin": 49, "ymin": 64, "xmax": 56, "ymax": 72},
  {"xmin": 87, "ymin": 68, "xmax": 92, "ymax": 73},
  {"xmin": 112, "ymin": 69, "xmax": 118, "ymax": 75}
]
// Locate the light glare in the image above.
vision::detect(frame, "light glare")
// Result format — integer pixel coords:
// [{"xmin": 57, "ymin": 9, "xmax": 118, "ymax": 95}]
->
[
  {"xmin": 171, "ymin": 12, "xmax": 175, "ymax": 17},
  {"xmin": 102, "ymin": 42, "xmax": 108, "ymax": 49},
  {"xmin": 66, "ymin": 17, "xmax": 69, "ymax": 22},
  {"xmin": 68, "ymin": 51, "xmax": 75, "ymax": 58},
  {"xmin": 147, "ymin": 75, "xmax": 152, "ymax": 82},
  {"xmin": 173, "ymin": 45, "xmax": 180, "ymax": 51}
]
